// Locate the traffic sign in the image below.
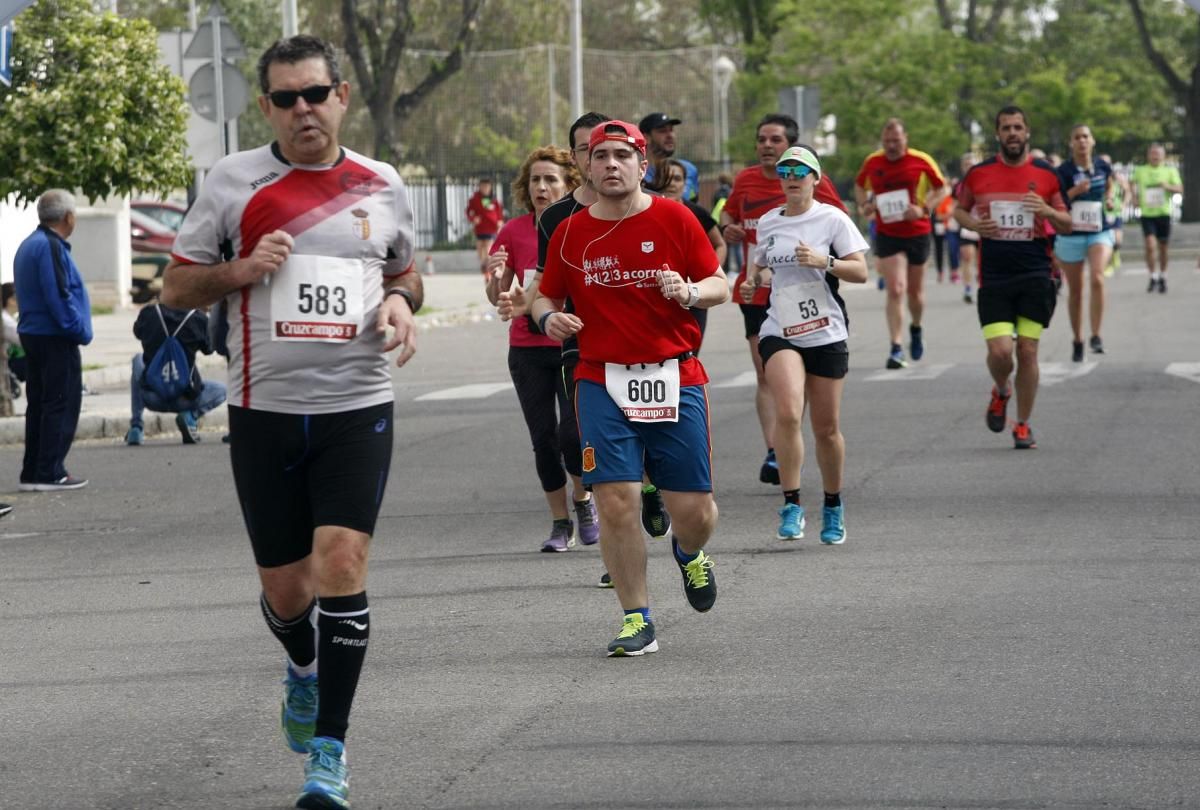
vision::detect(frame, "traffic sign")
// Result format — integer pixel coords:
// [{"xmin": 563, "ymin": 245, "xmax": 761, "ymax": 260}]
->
[
  {"xmin": 189, "ymin": 60, "xmax": 248, "ymax": 122},
  {"xmin": 1, "ymin": 24, "xmax": 12, "ymax": 87},
  {"xmin": 184, "ymin": 4, "xmax": 245, "ymax": 60}
]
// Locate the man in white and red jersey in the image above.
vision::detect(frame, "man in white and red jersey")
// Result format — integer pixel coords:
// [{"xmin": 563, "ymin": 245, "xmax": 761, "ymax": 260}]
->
[
  {"xmin": 721, "ymin": 114, "xmax": 848, "ymax": 487},
  {"xmin": 855, "ymin": 118, "xmax": 947, "ymax": 369},
  {"xmin": 954, "ymin": 105, "xmax": 1070, "ymax": 451},
  {"xmin": 161, "ymin": 35, "xmax": 419, "ymax": 809},
  {"xmin": 532, "ymin": 120, "xmax": 729, "ymax": 657}
]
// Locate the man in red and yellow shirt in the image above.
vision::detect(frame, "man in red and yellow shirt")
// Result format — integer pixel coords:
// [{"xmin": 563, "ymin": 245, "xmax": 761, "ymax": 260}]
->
[
  {"xmin": 533, "ymin": 120, "xmax": 728, "ymax": 657},
  {"xmin": 855, "ymin": 118, "xmax": 947, "ymax": 368}
]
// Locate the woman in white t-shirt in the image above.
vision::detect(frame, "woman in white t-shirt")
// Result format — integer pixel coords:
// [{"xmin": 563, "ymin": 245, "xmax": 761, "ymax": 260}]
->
[{"xmin": 739, "ymin": 146, "xmax": 868, "ymax": 546}]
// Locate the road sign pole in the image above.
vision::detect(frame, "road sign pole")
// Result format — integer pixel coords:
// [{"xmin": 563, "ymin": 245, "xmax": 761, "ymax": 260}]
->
[{"xmin": 211, "ymin": 4, "xmax": 226, "ymax": 156}]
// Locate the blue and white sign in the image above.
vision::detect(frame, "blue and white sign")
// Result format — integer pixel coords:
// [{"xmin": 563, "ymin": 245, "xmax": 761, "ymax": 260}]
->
[{"xmin": 0, "ymin": 24, "xmax": 12, "ymax": 87}]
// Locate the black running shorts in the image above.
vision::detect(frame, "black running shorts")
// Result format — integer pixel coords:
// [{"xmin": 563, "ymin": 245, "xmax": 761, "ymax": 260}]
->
[
  {"xmin": 229, "ymin": 402, "xmax": 394, "ymax": 568},
  {"xmin": 874, "ymin": 232, "xmax": 931, "ymax": 266},
  {"xmin": 758, "ymin": 336, "xmax": 849, "ymax": 379},
  {"xmin": 739, "ymin": 303, "xmax": 769, "ymax": 340},
  {"xmin": 1140, "ymin": 215, "xmax": 1171, "ymax": 242},
  {"xmin": 977, "ymin": 276, "xmax": 1057, "ymax": 332}
]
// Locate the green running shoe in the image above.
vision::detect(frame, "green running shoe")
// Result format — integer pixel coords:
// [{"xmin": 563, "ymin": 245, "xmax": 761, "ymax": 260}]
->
[
  {"xmin": 640, "ymin": 486, "xmax": 672, "ymax": 539},
  {"xmin": 607, "ymin": 612, "xmax": 658, "ymax": 656},
  {"xmin": 281, "ymin": 668, "xmax": 318, "ymax": 754},
  {"xmin": 675, "ymin": 541, "xmax": 717, "ymax": 612},
  {"xmin": 296, "ymin": 737, "xmax": 350, "ymax": 809}
]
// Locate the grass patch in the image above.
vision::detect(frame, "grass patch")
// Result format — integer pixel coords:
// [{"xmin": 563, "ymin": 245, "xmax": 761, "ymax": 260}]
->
[
  {"xmin": 91, "ymin": 304, "xmax": 114, "ymax": 316},
  {"xmin": 82, "ymin": 363, "xmax": 104, "ymax": 371}
]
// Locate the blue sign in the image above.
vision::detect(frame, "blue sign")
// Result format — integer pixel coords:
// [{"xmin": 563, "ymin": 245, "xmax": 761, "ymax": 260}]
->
[{"xmin": 0, "ymin": 24, "xmax": 11, "ymax": 87}]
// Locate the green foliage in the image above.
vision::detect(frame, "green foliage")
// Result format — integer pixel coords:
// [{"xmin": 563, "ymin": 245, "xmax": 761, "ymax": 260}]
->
[{"xmin": 0, "ymin": 0, "xmax": 192, "ymax": 205}]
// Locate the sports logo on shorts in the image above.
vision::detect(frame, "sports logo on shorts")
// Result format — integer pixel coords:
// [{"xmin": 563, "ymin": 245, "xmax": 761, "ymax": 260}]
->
[
  {"xmin": 352, "ymin": 208, "xmax": 371, "ymax": 240},
  {"xmin": 582, "ymin": 445, "xmax": 596, "ymax": 472},
  {"xmin": 641, "ymin": 241, "xmax": 654, "ymax": 253}
]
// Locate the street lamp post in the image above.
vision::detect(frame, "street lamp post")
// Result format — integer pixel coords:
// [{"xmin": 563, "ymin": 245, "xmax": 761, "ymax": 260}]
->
[{"xmin": 713, "ymin": 53, "xmax": 737, "ymax": 173}]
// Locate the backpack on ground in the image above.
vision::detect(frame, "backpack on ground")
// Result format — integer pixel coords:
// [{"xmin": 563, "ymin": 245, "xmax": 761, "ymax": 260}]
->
[{"xmin": 144, "ymin": 304, "xmax": 196, "ymax": 401}]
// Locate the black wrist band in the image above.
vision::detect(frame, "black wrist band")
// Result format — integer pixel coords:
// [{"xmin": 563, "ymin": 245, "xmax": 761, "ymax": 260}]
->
[
  {"xmin": 538, "ymin": 311, "xmax": 555, "ymax": 334},
  {"xmin": 385, "ymin": 287, "xmax": 417, "ymax": 313}
]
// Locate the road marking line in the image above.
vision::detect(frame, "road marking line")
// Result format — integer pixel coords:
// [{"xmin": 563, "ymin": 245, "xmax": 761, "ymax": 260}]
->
[
  {"xmin": 1040, "ymin": 361, "xmax": 1099, "ymax": 386},
  {"xmin": 712, "ymin": 371, "xmax": 758, "ymax": 388},
  {"xmin": 415, "ymin": 383, "xmax": 514, "ymax": 401},
  {"xmin": 1165, "ymin": 362, "xmax": 1200, "ymax": 385},
  {"xmin": 863, "ymin": 363, "xmax": 953, "ymax": 382}
]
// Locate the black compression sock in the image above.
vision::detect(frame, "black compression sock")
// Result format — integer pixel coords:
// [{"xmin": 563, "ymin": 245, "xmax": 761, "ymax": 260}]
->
[
  {"xmin": 783, "ymin": 488, "xmax": 801, "ymax": 505},
  {"xmin": 315, "ymin": 592, "xmax": 369, "ymax": 742},
  {"xmin": 824, "ymin": 491, "xmax": 842, "ymax": 508},
  {"xmin": 260, "ymin": 593, "xmax": 316, "ymax": 669}
]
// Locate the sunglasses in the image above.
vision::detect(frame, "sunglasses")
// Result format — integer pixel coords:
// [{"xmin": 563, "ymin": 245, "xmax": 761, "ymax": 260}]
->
[
  {"xmin": 267, "ymin": 84, "xmax": 338, "ymax": 109},
  {"xmin": 776, "ymin": 164, "xmax": 813, "ymax": 180}
]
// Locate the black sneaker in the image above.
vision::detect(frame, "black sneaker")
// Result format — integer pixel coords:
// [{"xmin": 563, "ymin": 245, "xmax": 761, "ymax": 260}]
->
[
  {"xmin": 1089, "ymin": 335, "xmax": 1104, "ymax": 354},
  {"xmin": 607, "ymin": 613, "xmax": 658, "ymax": 657},
  {"xmin": 886, "ymin": 344, "xmax": 907, "ymax": 369},
  {"xmin": 0, "ymin": 503, "xmax": 12, "ymax": 518},
  {"xmin": 31, "ymin": 475, "xmax": 88, "ymax": 492},
  {"xmin": 1072, "ymin": 341, "xmax": 1084, "ymax": 363},
  {"xmin": 597, "ymin": 571, "xmax": 613, "ymax": 589},
  {"xmin": 1159, "ymin": 277, "xmax": 1167, "ymax": 294},
  {"xmin": 1148, "ymin": 277, "xmax": 1157, "ymax": 293},
  {"xmin": 758, "ymin": 451, "xmax": 780, "ymax": 485},
  {"xmin": 1012, "ymin": 422, "xmax": 1037, "ymax": 449},
  {"xmin": 640, "ymin": 487, "xmax": 671, "ymax": 540},
  {"xmin": 176, "ymin": 412, "xmax": 200, "ymax": 444},
  {"xmin": 909, "ymin": 325, "xmax": 924, "ymax": 361},
  {"xmin": 673, "ymin": 538, "xmax": 716, "ymax": 613}
]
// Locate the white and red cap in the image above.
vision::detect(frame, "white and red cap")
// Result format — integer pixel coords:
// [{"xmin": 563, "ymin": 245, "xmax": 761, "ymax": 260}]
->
[{"xmin": 588, "ymin": 120, "xmax": 647, "ymax": 154}]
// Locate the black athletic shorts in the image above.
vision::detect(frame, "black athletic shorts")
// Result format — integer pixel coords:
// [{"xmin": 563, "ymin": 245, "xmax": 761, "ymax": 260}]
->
[
  {"xmin": 758, "ymin": 336, "xmax": 849, "ymax": 379},
  {"xmin": 1140, "ymin": 215, "xmax": 1171, "ymax": 242},
  {"xmin": 739, "ymin": 303, "xmax": 769, "ymax": 340},
  {"xmin": 977, "ymin": 276, "xmax": 1057, "ymax": 333},
  {"xmin": 874, "ymin": 232, "xmax": 931, "ymax": 266},
  {"xmin": 229, "ymin": 402, "xmax": 394, "ymax": 568}
]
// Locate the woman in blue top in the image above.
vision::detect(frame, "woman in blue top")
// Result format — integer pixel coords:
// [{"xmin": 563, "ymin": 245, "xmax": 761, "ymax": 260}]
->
[{"xmin": 1054, "ymin": 124, "xmax": 1114, "ymax": 361}]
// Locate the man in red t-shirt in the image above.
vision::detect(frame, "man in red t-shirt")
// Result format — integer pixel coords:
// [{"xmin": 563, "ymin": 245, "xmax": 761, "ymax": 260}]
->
[
  {"xmin": 533, "ymin": 120, "xmax": 729, "ymax": 657},
  {"xmin": 855, "ymin": 118, "xmax": 947, "ymax": 369},
  {"xmin": 465, "ymin": 178, "xmax": 504, "ymax": 274},
  {"xmin": 954, "ymin": 105, "xmax": 1070, "ymax": 451},
  {"xmin": 721, "ymin": 113, "xmax": 849, "ymax": 487}
]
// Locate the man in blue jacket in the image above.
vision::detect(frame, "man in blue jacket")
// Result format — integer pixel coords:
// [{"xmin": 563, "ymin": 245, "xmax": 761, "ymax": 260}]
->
[{"xmin": 14, "ymin": 189, "xmax": 93, "ymax": 491}]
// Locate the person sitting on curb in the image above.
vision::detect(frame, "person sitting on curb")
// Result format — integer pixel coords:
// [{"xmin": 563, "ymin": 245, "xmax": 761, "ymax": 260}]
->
[{"xmin": 125, "ymin": 299, "xmax": 226, "ymax": 445}]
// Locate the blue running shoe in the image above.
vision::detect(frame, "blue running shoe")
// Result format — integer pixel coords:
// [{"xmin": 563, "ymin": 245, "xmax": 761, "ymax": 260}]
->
[
  {"xmin": 820, "ymin": 504, "xmax": 846, "ymax": 545},
  {"xmin": 909, "ymin": 325, "xmax": 924, "ymax": 361},
  {"xmin": 281, "ymin": 668, "xmax": 318, "ymax": 754},
  {"xmin": 777, "ymin": 503, "xmax": 806, "ymax": 541},
  {"xmin": 886, "ymin": 345, "xmax": 907, "ymax": 369},
  {"xmin": 297, "ymin": 737, "xmax": 350, "ymax": 809}
]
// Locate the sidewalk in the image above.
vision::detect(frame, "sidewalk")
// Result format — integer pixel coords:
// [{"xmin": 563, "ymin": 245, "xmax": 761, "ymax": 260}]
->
[{"xmin": 0, "ymin": 270, "xmax": 493, "ymax": 445}]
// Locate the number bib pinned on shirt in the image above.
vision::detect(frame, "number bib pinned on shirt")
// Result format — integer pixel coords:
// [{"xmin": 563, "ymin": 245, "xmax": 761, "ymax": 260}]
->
[
  {"xmin": 875, "ymin": 189, "xmax": 910, "ymax": 224},
  {"xmin": 989, "ymin": 201, "xmax": 1033, "ymax": 241},
  {"xmin": 777, "ymin": 281, "xmax": 832, "ymax": 338},
  {"xmin": 1143, "ymin": 187, "xmax": 1166, "ymax": 210},
  {"xmin": 270, "ymin": 255, "xmax": 365, "ymax": 342},
  {"xmin": 604, "ymin": 360, "xmax": 681, "ymax": 423},
  {"xmin": 1071, "ymin": 201, "xmax": 1102, "ymax": 233}
]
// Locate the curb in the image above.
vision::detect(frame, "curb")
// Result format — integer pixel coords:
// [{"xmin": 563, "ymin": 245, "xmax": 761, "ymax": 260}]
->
[{"xmin": 0, "ymin": 304, "xmax": 495, "ymax": 446}]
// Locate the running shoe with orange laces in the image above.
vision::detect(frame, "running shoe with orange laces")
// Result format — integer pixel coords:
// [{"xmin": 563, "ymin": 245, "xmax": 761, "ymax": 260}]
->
[
  {"xmin": 1012, "ymin": 422, "xmax": 1037, "ymax": 449},
  {"xmin": 986, "ymin": 387, "xmax": 1010, "ymax": 433}
]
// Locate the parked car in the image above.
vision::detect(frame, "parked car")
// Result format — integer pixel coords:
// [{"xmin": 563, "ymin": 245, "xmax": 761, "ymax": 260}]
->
[
  {"xmin": 132, "ymin": 200, "xmax": 187, "ymax": 233},
  {"xmin": 129, "ymin": 207, "xmax": 179, "ymax": 303}
]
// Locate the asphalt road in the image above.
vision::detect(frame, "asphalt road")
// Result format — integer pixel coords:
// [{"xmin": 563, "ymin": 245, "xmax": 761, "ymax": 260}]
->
[{"xmin": 2, "ymin": 264, "xmax": 1198, "ymax": 809}]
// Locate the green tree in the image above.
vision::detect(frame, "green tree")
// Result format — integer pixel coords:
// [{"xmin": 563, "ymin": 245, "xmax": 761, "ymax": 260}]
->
[
  {"xmin": 0, "ymin": 0, "xmax": 192, "ymax": 204},
  {"xmin": 1127, "ymin": 0, "xmax": 1200, "ymax": 219}
]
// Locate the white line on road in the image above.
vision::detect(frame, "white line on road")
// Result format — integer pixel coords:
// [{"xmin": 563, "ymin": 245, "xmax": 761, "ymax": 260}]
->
[
  {"xmin": 1165, "ymin": 362, "xmax": 1200, "ymax": 384},
  {"xmin": 712, "ymin": 371, "xmax": 758, "ymax": 388},
  {"xmin": 1040, "ymin": 361, "xmax": 1099, "ymax": 386},
  {"xmin": 863, "ymin": 363, "xmax": 953, "ymax": 382},
  {"xmin": 415, "ymin": 383, "xmax": 514, "ymax": 401}
]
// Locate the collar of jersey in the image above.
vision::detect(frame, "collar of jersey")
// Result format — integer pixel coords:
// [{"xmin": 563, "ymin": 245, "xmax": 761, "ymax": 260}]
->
[{"xmin": 271, "ymin": 141, "xmax": 346, "ymax": 170}]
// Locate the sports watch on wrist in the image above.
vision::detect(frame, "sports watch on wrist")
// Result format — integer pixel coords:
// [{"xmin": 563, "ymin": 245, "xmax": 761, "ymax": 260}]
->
[{"xmin": 682, "ymin": 283, "xmax": 701, "ymax": 309}]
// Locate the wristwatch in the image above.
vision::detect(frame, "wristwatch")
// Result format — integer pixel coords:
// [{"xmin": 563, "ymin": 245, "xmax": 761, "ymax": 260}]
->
[
  {"xmin": 826, "ymin": 255, "xmax": 835, "ymax": 271},
  {"xmin": 385, "ymin": 287, "xmax": 418, "ymax": 313},
  {"xmin": 682, "ymin": 283, "xmax": 701, "ymax": 309}
]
